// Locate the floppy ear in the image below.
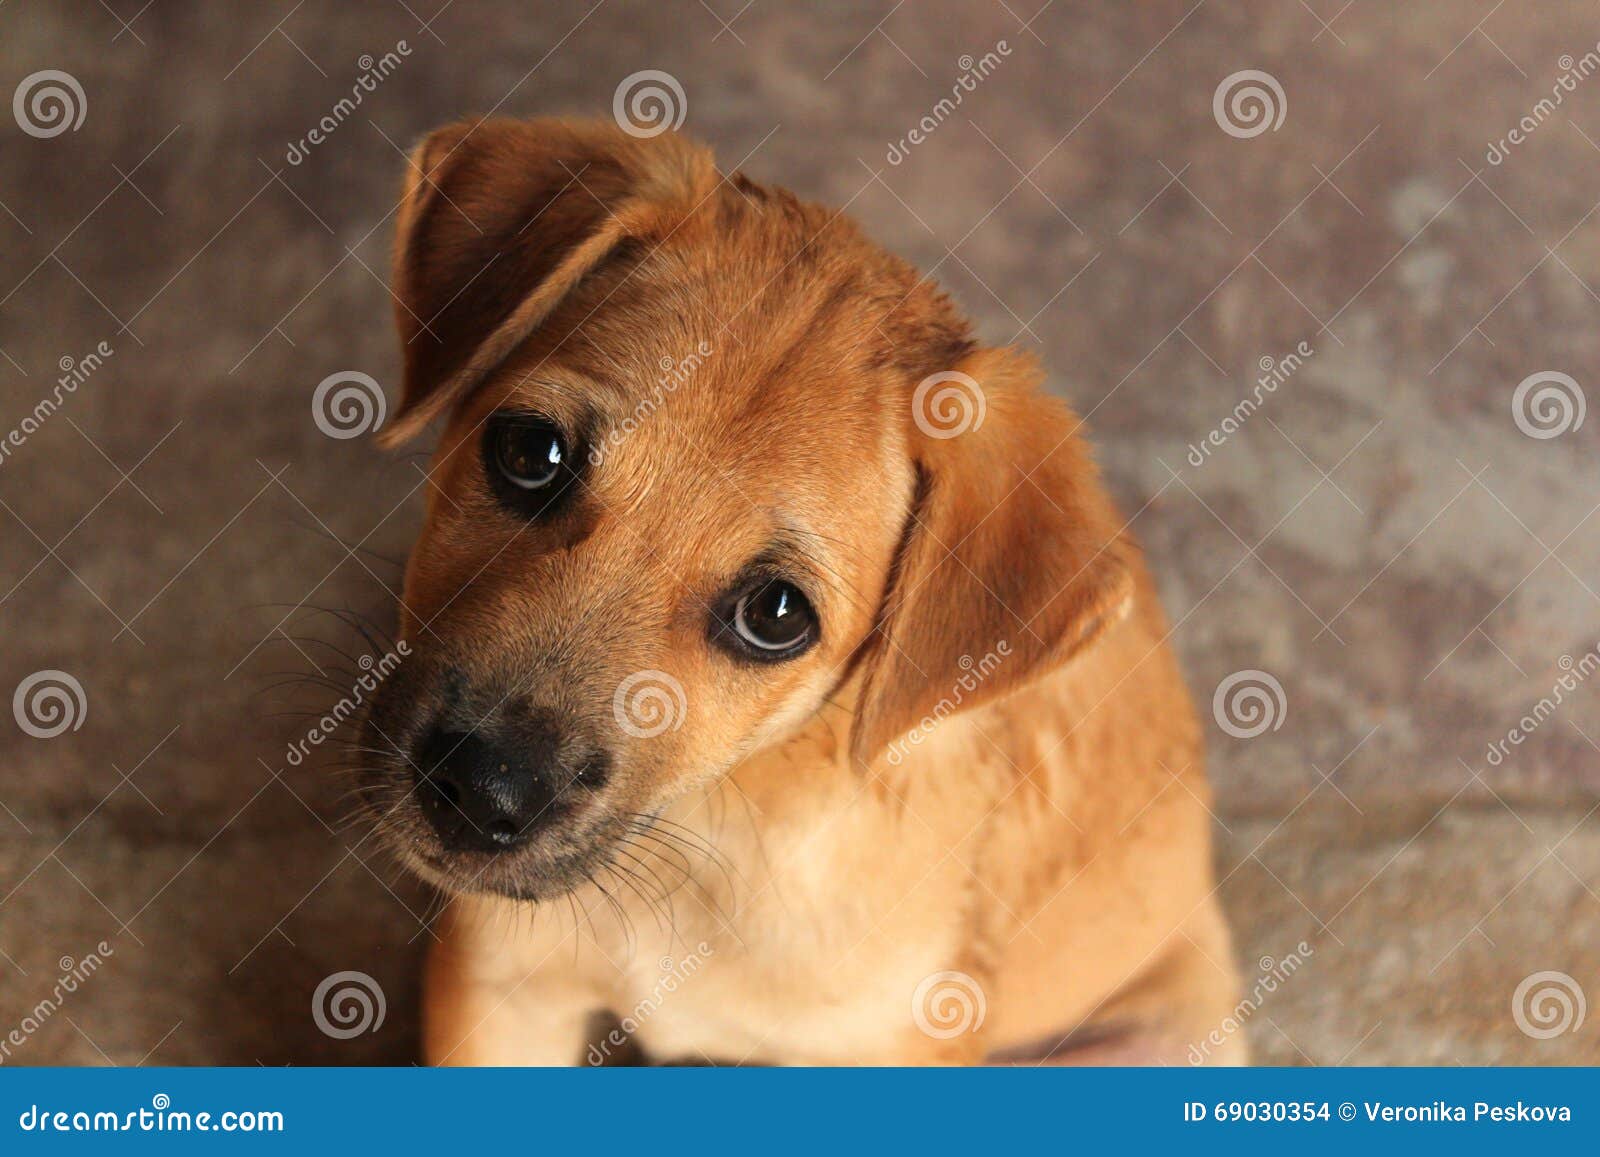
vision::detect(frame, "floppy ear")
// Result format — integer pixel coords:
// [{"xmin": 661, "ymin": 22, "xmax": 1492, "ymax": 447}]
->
[
  {"xmin": 850, "ymin": 347, "xmax": 1136, "ymax": 767},
  {"xmin": 379, "ymin": 117, "xmax": 716, "ymax": 446}
]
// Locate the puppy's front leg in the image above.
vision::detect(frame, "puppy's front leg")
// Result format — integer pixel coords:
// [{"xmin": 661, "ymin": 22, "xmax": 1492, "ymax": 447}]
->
[{"xmin": 422, "ymin": 898, "xmax": 604, "ymax": 1066}]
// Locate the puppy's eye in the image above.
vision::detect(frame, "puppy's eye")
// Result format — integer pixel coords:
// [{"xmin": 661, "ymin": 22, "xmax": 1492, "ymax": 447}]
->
[
  {"xmin": 483, "ymin": 412, "xmax": 581, "ymax": 517},
  {"xmin": 491, "ymin": 414, "xmax": 567, "ymax": 489},
  {"xmin": 729, "ymin": 580, "xmax": 816, "ymax": 656}
]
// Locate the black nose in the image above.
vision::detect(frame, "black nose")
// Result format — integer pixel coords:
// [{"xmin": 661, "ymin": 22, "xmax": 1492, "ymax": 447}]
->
[{"xmin": 414, "ymin": 729, "xmax": 564, "ymax": 853}]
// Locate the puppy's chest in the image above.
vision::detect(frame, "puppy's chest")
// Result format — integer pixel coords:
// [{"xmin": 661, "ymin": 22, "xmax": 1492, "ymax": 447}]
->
[{"xmin": 614, "ymin": 788, "xmax": 980, "ymax": 1062}]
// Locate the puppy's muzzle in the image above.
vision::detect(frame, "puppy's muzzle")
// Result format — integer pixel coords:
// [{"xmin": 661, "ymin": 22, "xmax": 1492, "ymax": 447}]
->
[{"xmin": 411, "ymin": 716, "xmax": 609, "ymax": 855}]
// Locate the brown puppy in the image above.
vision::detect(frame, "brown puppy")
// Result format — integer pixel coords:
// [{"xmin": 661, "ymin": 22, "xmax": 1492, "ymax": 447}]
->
[{"xmin": 357, "ymin": 117, "xmax": 1242, "ymax": 1065}]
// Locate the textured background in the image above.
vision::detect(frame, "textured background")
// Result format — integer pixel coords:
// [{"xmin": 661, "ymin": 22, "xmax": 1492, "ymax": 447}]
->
[{"xmin": 1, "ymin": 0, "xmax": 1597, "ymax": 1065}]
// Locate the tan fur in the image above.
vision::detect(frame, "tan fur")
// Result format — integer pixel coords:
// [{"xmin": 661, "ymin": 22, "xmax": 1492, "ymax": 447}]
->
[{"xmin": 359, "ymin": 117, "xmax": 1241, "ymax": 1066}]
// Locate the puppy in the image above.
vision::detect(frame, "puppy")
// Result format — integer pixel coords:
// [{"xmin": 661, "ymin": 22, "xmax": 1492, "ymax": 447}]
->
[{"xmin": 356, "ymin": 117, "xmax": 1242, "ymax": 1065}]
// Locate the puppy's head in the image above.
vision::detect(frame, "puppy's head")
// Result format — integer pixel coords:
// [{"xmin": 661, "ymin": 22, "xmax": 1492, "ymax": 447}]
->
[{"xmin": 356, "ymin": 118, "xmax": 1132, "ymax": 900}]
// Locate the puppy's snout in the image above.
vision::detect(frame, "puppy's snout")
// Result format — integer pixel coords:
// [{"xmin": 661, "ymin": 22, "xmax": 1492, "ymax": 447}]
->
[{"xmin": 414, "ymin": 726, "xmax": 591, "ymax": 854}]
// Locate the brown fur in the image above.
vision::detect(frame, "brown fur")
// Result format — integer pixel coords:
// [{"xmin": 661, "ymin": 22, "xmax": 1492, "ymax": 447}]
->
[{"xmin": 356, "ymin": 117, "xmax": 1242, "ymax": 1065}]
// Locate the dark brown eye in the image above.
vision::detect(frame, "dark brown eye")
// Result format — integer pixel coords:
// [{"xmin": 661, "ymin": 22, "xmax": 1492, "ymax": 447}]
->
[
  {"xmin": 491, "ymin": 414, "xmax": 566, "ymax": 490},
  {"xmin": 731, "ymin": 580, "xmax": 815, "ymax": 655}
]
